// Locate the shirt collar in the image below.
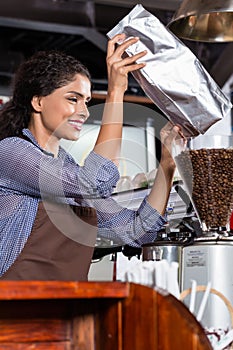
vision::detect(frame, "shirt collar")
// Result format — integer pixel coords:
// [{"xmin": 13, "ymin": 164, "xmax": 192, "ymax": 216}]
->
[{"xmin": 22, "ymin": 128, "xmax": 55, "ymax": 157}]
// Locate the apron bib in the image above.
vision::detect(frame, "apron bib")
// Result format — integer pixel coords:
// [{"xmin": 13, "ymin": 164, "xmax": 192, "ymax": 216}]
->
[{"xmin": 1, "ymin": 201, "xmax": 97, "ymax": 280}]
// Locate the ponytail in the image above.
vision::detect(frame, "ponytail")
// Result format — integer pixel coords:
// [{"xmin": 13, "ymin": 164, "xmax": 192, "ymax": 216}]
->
[{"xmin": 0, "ymin": 100, "xmax": 29, "ymax": 140}]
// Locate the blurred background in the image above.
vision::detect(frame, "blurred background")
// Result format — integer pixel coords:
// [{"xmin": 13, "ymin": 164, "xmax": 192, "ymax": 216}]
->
[{"xmin": 0, "ymin": 0, "xmax": 232, "ymax": 97}]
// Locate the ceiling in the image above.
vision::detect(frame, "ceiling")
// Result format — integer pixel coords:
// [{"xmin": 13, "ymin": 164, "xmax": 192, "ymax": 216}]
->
[{"xmin": 0, "ymin": 0, "xmax": 233, "ymax": 96}]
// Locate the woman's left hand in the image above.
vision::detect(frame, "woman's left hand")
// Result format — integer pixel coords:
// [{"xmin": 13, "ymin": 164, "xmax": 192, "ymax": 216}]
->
[{"xmin": 160, "ymin": 122, "xmax": 184, "ymax": 171}]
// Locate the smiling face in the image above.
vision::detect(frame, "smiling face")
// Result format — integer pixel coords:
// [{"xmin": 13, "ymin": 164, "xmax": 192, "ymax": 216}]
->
[{"xmin": 29, "ymin": 73, "xmax": 91, "ymax": 152}]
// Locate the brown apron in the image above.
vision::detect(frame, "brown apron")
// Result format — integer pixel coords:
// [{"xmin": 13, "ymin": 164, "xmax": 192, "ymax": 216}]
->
[{"xmin": 1, "ymin": 201, "xmax": 97, "ymax": 280}]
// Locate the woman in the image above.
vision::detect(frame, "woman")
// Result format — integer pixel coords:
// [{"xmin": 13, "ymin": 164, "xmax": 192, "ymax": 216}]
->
[{"xmin": 0, "ymin": 33, "xmax": 181, "ymax": 280}]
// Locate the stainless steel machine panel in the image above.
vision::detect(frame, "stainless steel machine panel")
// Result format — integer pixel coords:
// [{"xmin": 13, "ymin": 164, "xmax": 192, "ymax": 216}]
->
[{"xmin": 181, "ymin": 241, "xmax": 233, "ymax": 329}]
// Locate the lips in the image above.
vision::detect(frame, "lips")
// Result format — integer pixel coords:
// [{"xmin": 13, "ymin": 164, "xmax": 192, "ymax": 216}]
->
[{"xmin": 68, "ymin": 119, "xmax": 84, "ymax": 131}]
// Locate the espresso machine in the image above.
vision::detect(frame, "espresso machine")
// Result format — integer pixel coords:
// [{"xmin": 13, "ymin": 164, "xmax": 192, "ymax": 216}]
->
[{"xmin": 90, "ymin": 178, "xmax": 198, "ymax": 281}]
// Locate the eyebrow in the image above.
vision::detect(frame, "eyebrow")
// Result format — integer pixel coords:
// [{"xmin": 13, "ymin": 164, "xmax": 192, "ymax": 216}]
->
[{"xmin": 67, "ymin": 91, "xmax": 91, "ymax": 102}]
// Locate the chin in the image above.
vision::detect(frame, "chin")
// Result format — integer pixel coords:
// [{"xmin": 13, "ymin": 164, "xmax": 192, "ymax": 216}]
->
[
  {"xmin": 71, "ymin": 136, "xmax": 79, "ymax": 141},
  {"xmin": 66, "ymin": 136, "xmax": 79, "ymax": 142},
  {"xmin": 63, "ymin": 132, "xmax": 80, "ymax": 141}
]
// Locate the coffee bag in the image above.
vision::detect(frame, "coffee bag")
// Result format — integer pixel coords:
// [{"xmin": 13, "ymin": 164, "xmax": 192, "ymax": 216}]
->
[{"xmin": 107, "ymin": 4, "xmax": 232, "ymax": 137}]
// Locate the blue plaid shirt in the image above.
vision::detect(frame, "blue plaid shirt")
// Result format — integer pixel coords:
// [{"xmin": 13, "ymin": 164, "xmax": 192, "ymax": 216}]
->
[{"xmin": 0, "ymin": 129, "xmax": 166, "ymax": 276}]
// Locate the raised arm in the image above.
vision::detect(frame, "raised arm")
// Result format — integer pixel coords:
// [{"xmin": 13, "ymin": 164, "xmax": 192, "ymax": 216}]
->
[
  {"xmin": 93, "ymin": 34, "xmax": 147, "ymax": 165},
  {"xmin": 90, "ymin": 123, "xmax": 185, "ymax": 247},
  {"xmin": 147, "ymin": 123, "xmax": 182, "ymax": 215}
]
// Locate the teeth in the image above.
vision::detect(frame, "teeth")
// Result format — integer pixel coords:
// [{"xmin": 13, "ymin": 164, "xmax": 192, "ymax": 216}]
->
[
  {"xmin": 68, "ymin": 120, "xmax": 83, "ymax": 130},
  {"xmin": 69, "ymin": 121, "xmax": 82, "ymax": 126}
]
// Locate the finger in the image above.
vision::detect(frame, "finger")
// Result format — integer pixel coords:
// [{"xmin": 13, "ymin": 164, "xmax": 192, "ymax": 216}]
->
[
  {"xmin": 109, "ymin": 50, "xmax": 147, "ymax": 74},
  {"xmin": 107, "ymin": 33, "xmax": 126, "ymax": 58},
  {"xmin": 160, "ymin": 123, "xmax": 173, "ymax": 140},
  {"xmin": 118, "ymin": 50, "xmax": 147, "ymax": 66},
  {"xmin": 171, "ymin": 126, "xmax": 181, "ymax": 138},
  {"xmin": 166, "ymin": 126, "xmax": 184, "ymax": 145},
  {"xmin": 123, "ymin": 62, "xmax": 147, "ymax": 74},
  {"xmin": 162, "ymin": 121, "xmax": 174, "ymax": 131},
  {"xmin": 171, "ymin": 125, "xmax": 185, "ymax": 140},
  {"xmin": 161, "ymin": 123, "xmax": 180, "ymax": 136},
  {"xmin": 113, "ymin": 36, "xmax": 140, "ymax": 57},
  {"xmin": 161, "ymin": 124, "xmax": 179, "ymax": 143}
]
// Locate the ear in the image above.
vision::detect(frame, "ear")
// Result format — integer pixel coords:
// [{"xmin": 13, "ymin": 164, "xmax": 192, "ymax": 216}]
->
[{"xmin": 31, "ymin": 96, "xmax": 42, "ymax": 113}]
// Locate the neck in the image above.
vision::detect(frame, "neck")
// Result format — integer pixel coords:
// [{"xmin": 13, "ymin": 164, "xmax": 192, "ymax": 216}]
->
[
  {"xmin": 44, "ymin": 137, "xmax": 59, "ymax": 157},
  {"xmin": 28, "ymin": 124, "xmax": 59, "ymax": 157}
]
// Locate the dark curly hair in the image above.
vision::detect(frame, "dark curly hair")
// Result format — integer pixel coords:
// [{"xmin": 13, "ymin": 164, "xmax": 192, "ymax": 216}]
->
[{"xmin": 0, "ymin": 51, "xmax": 91, "ymax": 140}]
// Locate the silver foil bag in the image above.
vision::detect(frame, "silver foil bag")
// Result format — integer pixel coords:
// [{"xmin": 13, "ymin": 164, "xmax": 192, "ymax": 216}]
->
[{"xmin": 107, "ymin": 4, "xmax": 232, "ymax": 137}]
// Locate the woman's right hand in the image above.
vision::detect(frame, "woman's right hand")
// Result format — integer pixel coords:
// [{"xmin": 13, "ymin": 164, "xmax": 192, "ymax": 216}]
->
[
  {"xmin": 94, "ymin": 34, "xmax": 146, "ymax": 164},
  {"xmin": 106, "ymin": 33, "xmax": 147, "ymax": 100}
]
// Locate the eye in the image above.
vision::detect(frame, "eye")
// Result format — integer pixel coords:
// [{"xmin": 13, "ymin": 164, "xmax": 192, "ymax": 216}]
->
[{"xmin": 68, "ymin": 97, "xmax": 77, "ymax": 103}]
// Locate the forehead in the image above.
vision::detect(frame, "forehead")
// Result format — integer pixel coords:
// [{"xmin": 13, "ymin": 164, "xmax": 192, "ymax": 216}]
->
[
  {"xmin": 66, "ymin": 73, "xmax": 91, "ymax": 91},
  {"xmin": 55, "ymin": 73, "xmax": 91, "ymax": 96}
]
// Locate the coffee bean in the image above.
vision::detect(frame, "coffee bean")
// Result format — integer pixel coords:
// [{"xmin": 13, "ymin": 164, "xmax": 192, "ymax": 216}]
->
[{"xmin": 175, "ymin": 148, "xmax": 233, "ymax": 228}]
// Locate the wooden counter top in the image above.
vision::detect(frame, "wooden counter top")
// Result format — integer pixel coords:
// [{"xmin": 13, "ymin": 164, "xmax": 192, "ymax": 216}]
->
[
  {"xmin": 0, "ymin": 281, "xmax": 212, "ymax": 350},
  {"xmin": 0, "ymin": 280, "xmax": 129, "ymax": 299}
]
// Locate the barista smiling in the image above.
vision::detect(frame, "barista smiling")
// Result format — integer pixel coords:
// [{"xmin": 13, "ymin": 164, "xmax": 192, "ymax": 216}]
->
[
  {"xmin": 29, "ymin": 73, "xmax": 92, "ymax": 156},
  {"xmin": 0, "ymin": 33, "xmax": 180, "ymax": 280}
]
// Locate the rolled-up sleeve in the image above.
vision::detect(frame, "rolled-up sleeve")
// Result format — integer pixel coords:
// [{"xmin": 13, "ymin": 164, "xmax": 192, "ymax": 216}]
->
[
  {"xmin": 77, "ymin": 151, "xmax": 120, "ymax": 198},
  {"xmin": 0, "ymin": 137, "xmax": 120, "ymax": 200},
  {"xmin": 93, "ymin": 194, "xmax": 167, "ymax": 247},
  {"xmin": 133, "ymin": 196, "xmax": 167, "ymax": 246}
]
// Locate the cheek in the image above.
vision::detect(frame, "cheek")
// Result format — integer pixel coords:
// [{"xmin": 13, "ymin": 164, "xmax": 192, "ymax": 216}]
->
[
  {"xmin": 63, "ymin": 101, "xmax": 77, "ymax": 115},
  {"xmin": 44, "ymin": 101, "xmax": 75, "ymax": 117}
]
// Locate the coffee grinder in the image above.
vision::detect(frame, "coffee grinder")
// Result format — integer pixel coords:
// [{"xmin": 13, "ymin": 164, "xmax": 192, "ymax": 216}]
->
[{"xmin": 174, "ymin": 134, "xmax": 233, "ymax": 329}]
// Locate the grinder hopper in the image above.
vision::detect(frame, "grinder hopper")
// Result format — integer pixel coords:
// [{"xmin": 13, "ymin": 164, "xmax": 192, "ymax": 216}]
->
[{"xmin": 174, "ymin": 135, "xmax": 233, "ymax": 232}]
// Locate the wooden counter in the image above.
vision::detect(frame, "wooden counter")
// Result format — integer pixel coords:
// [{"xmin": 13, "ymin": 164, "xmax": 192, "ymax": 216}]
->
[{"xmin": 0, "ymin": 281, "xmax": 212, "ymax": 350}]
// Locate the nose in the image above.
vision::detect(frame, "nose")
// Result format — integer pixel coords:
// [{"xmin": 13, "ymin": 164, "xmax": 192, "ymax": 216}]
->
[
  {"xmin": 83, "ymin": 105, "xmax": 90, "ymax": 121},
  {"xmin": 76, "ymin": 100, "xmax": 90, "ymax": 121}
]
